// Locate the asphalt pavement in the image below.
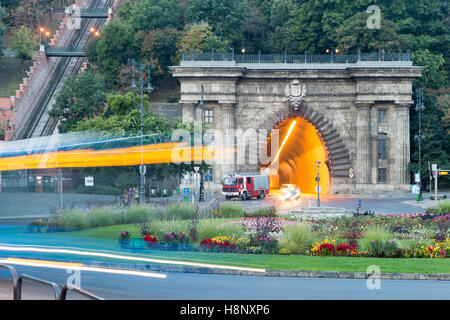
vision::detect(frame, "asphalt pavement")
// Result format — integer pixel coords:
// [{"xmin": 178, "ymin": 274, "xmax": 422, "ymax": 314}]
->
[{"xmin": 0, "ymin": 265, "xmax": 449, "ymax": 300}]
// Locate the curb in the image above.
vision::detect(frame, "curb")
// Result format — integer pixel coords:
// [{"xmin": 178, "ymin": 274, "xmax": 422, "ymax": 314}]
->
[{"xmin": 85, "ymin": 261, "xmax": 450, "ymax": 281}]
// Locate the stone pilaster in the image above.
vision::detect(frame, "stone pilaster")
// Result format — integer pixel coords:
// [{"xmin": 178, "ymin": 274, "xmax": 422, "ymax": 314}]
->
[
  {"xmin": 218, "ymin": 103, "xmax": 236, "ymax": 180},
  {"xmin": 355, "ymin": 103, "xmax": 372, "ymax": 184},
  {"xmin": 394, "ymin": 103, "xmax": 411, "ymax": 185}
]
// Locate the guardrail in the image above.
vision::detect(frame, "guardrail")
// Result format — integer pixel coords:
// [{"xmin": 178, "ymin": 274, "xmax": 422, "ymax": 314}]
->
[
  {"xmin": 17, "ymin": 274, "xmax": 60, "ymax": 300},
  {"xmin": 181, "ymin": 49, "xmax": 411, "ymax": 64},
  {"xmin": 60, "ymin": 283, "xmax": 103, "ymax": 300},
  {"xmin": 0, "ymin": 264, "xmax": 102, "ymax": 300}
]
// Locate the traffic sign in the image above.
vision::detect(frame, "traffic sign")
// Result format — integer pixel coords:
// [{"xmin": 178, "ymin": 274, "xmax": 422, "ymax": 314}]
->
[
  {"xmin": 349, "ymin": 172, "xmax": 354, "ymax": 178},
  {"xmin": 438, "ymin": 171, "xmax": 449, "ymax": 176},
  {"xmin": 85, "ymin": 176, "xmax": 94, "ymax": 187},
  {"xmin": 315, "ymin": 186, "xmax": 322, "ymax": 193}
]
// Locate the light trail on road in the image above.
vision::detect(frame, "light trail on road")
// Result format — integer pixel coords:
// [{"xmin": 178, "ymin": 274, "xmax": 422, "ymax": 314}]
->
[{"xmin": 0, "ymin": 244, "xmax": 267, "ymax": 274}]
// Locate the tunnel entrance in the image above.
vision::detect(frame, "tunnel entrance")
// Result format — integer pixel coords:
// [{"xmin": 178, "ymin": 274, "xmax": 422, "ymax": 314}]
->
[{"xmin": 263, "ymin": 116, "xmax": 330, "ymax": 194}]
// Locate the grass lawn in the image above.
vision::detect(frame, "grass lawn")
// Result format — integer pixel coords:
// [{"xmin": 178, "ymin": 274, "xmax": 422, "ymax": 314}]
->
[
  {"xmin": 54, "ymin": 223, "xmax": 450, "ymax": 274},
  {"xmin": 0, "ymin": 57, "xmax": 32, "ymax": 96}
]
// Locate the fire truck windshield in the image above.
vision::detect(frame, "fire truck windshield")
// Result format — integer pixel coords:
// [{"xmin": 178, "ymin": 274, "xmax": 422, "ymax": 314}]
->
[{"xmin": 223, "ymin": 178, "xmax": 237, "ymax": 186}]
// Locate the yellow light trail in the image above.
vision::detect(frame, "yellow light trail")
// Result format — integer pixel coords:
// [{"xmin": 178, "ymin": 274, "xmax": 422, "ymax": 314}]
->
[
  {"xmin": 0, "ymin": 143, "xmax": 229, "ymax": 171},
  {"xmin": 268, "ymin": 120, "xmax": 296, "ymax": 167},
  {"xmin": 0, "ymin": 245, "xmax": 266, "ymax": 273},
  {"xmin": 0, "ymin": 258, "xmax": 167, "ymax": 279}
]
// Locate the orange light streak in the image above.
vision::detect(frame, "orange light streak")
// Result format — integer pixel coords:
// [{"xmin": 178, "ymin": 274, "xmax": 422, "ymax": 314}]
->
[{"xmin": 268, "ymin": 120, "xmax": 296, "ymax": 167}]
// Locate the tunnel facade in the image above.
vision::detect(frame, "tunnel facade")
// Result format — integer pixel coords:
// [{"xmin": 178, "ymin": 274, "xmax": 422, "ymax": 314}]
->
[{"xmin": 171, "ymin": 60, "xmax": 423, "ymax": 194}]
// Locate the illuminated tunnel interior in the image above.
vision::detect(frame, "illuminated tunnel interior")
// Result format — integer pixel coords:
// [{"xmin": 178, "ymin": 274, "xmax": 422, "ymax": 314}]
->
[{"xmin": 265, "ymin": 117, "xmax": 330, "ymax": 194}]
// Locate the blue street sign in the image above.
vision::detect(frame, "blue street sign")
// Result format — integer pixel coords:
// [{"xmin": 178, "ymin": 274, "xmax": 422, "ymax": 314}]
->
[
  {"xmin": 205, "ymin": 174, "xmax": 212, "ymax": 182},
  {"xmin": 184, "ymin": 188, "xmax": 189, "ymax": 197}
]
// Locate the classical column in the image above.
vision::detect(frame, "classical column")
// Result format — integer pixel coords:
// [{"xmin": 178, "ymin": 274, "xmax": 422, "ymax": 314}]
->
[
  {"xmin": 221, "ymin": 103, "xmax": 236, "ymax": 176},
  {"xmin": 395, "ymin": 103, "xmax": 411, "ymax": 185},
  {"xmin": 355, "ymin": 103, "xmax": 372, "ymax": 184}
]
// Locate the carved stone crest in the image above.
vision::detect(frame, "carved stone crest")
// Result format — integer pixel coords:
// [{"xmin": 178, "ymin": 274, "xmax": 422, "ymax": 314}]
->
[{"xmin": 289, "ymin": 80, "xmax": 306, "ymax": 113}]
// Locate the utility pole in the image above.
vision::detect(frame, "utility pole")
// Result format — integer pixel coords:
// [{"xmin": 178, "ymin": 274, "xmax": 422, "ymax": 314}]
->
[
  {"xmin": 198, "ymin": 84, "xmax": 205, "ymax": 202},
  {"xmin": 415, "ymin": 87, "xmax": 424, "ymax": 200},
  {"xmin": 130, "ymin": 60, "xmax": 152, "ymax": 204}
]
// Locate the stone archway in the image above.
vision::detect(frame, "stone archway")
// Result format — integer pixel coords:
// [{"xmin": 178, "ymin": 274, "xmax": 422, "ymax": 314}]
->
[{"xmin": 261, "ymin": 104, "xmax": 353, "ymax": 183}]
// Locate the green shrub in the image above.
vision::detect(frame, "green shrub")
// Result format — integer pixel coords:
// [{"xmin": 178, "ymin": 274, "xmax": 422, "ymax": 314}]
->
[
  {"xmin": 278, "ymin": 224, "xmax": 316, "ymax": 255},
  {"xmin": 165, "ymin": 203, "xmax": 196, "ymax": 220},
  {"xmin": 246, "ymin": 207, "xmax": 274, "ymax": 218},
  {"xmin": 426, "ymin": 200, "xmax": 450, "ymax": 215},
  {"xmin": 125, "ymin": 205, "xmax": 157, "ymax": 223},
  {"xmin": 367, "ymin": 240, "xmax": 400, "ymax": 257},
  {"xmin": 197, "ymin": 219, "xmax": 245, "ymax": 241},
  {"xmin": 88, "ymin": 208, "xmax": 117, "ymax": 228},
  {"xmin": 218, "ymin": 203, "xmax": 246, "ymax": 218},
  {"xmin": 76, "ymin": 185, "xmax": 121, "ymax": 195},
  {"xmin": 358, "ymin": 225, "xmax": 395, "ymax": 252},
  {"xmin": 59, "ymin": 210, "xmax": 90, "ymax": 229}
]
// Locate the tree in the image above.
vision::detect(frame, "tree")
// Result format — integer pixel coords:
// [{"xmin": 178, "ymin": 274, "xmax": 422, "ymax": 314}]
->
[
  {"xmin": 104, "ymin": 92, "xmax": 150, "ymax": 116},
  {"xmin": 49, "ymin": 70, "xmax": 107, "ymax": 133},
  {"xmin": 336, "ymin": 12, "xmax": 409, "ymax": 53},
  {"xmin": 177, "ymin": 22, "xmax": 230, "ymax": 57},
  {"xmin": 0, "ymin": 7, "xmax": 7, "ymax": 57},
  {"xmin": 187, "ymin": 0, "xmax": 248, "ymax": 50},
  {"xmin": 95, "ymin": 20, "xmax": 138, "ymax": 85},
  {"xmin": 140, "ymin": 28, "xmax": 181, "ymax": 79},
  {"xmin": 11, "ymin": 25, "xmax": 37, "ymax": 62},
  {"xmin": 129, "ymin": 0, "xmax": 182, "ymax": 32}
]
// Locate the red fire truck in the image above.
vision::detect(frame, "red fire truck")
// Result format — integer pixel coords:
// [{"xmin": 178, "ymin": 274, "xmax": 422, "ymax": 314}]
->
[{"xmin": 222, "ymin": 173, "xmax": 270, "ymax": 200}]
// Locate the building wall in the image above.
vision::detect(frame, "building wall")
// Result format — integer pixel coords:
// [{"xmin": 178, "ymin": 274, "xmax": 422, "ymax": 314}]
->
[{"xmin": 171, "ymin": 62, "xmax": 423, "ymax": 193}]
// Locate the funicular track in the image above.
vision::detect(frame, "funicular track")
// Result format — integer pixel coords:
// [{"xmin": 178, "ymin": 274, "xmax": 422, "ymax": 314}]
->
[{"xmin": 21, "ymin": 0, "xmax": 113, "ymax": 139}]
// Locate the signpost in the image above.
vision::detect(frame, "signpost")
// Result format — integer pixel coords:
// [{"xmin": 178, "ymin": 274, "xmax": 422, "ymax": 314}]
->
[{"xmin": 432, "ymin": 164, "xmax": 438, "ymax": 200}]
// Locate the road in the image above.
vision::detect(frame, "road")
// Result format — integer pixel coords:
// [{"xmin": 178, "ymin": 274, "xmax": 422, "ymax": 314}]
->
[
  {"xmin": 1, "ymin": 189, "xmax": 444, "ymax": 221},
  {"xmin": 0, "ymin": 265, "xmax": 449, "ymax": 300}
]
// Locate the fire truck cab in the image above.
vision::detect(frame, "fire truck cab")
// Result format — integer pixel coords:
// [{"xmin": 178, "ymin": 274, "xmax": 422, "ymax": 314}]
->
[{"xmin": 222, "ymin": 173, "xmax": 270, "ymax": 201}]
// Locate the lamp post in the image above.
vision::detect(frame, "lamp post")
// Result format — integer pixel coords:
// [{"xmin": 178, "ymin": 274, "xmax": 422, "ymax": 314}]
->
[
  {"xmin": 415, "ymin": 87, "xmax": 424, "ymax": 200},
  {"xmin": 198, "ymin": 84, "xmax": 205, "ymax": 202},
  {"xmin": 39, "ymin": 27, "xmax": 45, "ymax": 44},
  {"xmin": 315, "ymin": 161, "xmax": 321, "ymax": 207},
  {"xmin": 129, "ymin": 59, "xmax": 152, "ymax": 204}
]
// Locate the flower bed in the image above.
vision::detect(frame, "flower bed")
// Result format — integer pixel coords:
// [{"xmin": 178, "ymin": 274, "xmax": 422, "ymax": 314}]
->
[{"xmin": 109, "ymin": 212, "xmax": 449, "ymax": 258}]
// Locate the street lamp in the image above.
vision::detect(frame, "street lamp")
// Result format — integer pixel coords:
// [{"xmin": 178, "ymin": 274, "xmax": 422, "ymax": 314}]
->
[
  {"xmin": 198, "ymin": 84, "xmax": 205, "ymax": 202},
  {"xmin": 415, "ymin": 87, "xmax": 425, "ymax": 200},
  {"xmin": 39, "ymin": 27, "xmax": 45, "ymax": 44},
  {"xmin": 315, "ymin": 161, "xmax": 321, "ymax": 207},
  {"xmin": 129, "ymin": 59, "xmax": 152, "ymax": 204}
]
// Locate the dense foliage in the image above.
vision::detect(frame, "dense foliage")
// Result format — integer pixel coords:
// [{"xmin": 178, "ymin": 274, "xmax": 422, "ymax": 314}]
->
[{"xmin": 2, "ymin": 0, "xmax": 448, "ymax": 186}]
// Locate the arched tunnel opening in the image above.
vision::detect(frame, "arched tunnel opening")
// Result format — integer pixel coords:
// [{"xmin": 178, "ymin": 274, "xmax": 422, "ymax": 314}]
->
[{"xmin": 263, "ymin": 116, "xmax": 330, "ymax": 194}]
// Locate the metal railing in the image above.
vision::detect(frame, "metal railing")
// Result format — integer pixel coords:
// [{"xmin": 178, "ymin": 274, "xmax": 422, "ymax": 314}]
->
[
  {"xmin": 181, "ymin": 49, "xmax": 411, "ymax": 64},
  {"xmin": 17, "ymin": 274, "xmax": 60, "ymax": 300},
  {"xmin": 0, "ymin": 264, "xmax": 102, "ymax": 300},
  {"xmin": 60, "ymin": 283, "xmax": 103, "ymax": 300},
  {"xmin": 0, "ymin": 264, "xmax": 19, "ymax": 300}
]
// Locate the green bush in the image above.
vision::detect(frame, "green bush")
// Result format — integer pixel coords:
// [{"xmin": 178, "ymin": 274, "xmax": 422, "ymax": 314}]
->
[
  {"xmin": 246, "ymin": 207, "xmax": 274, "ymax": 218},
  {"xmin": 426, "ymin": 200, "xmax": 450, "ymax": 215},
  {"xmin": 59, "ymin": 210, "xmax": 90, "ymax": 229},
  {"xmin": 278, "ymin": 224, "xmax": 316, "ymax": 255},
  {"xmin": 125, "ymin": 205, "xmax": 158, "ymax": 223},
  {"xmin": 198, "ymin": 219, "xmax": 245, "ymax": 241},
  {"xmin": 88, "ymin": 208, "xmax": 118, "ymax": 228},
  {"xmin": 367, "ymin": 240, "xmax": 400, "ymax": 257},
  {"xmin": 358, "ymin": 225, "xmax": 395, "ymax": 252},
  {"xmin": 218, "ymin": 203, "xmax": 246, "ymax": 218},
  {"xmin": 165, "ymin": 203, "xmax": 196, "ymax": 220},
  {"xmin": 76, "ymin": 185, "xmax": 121, "ymax": 196}
]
